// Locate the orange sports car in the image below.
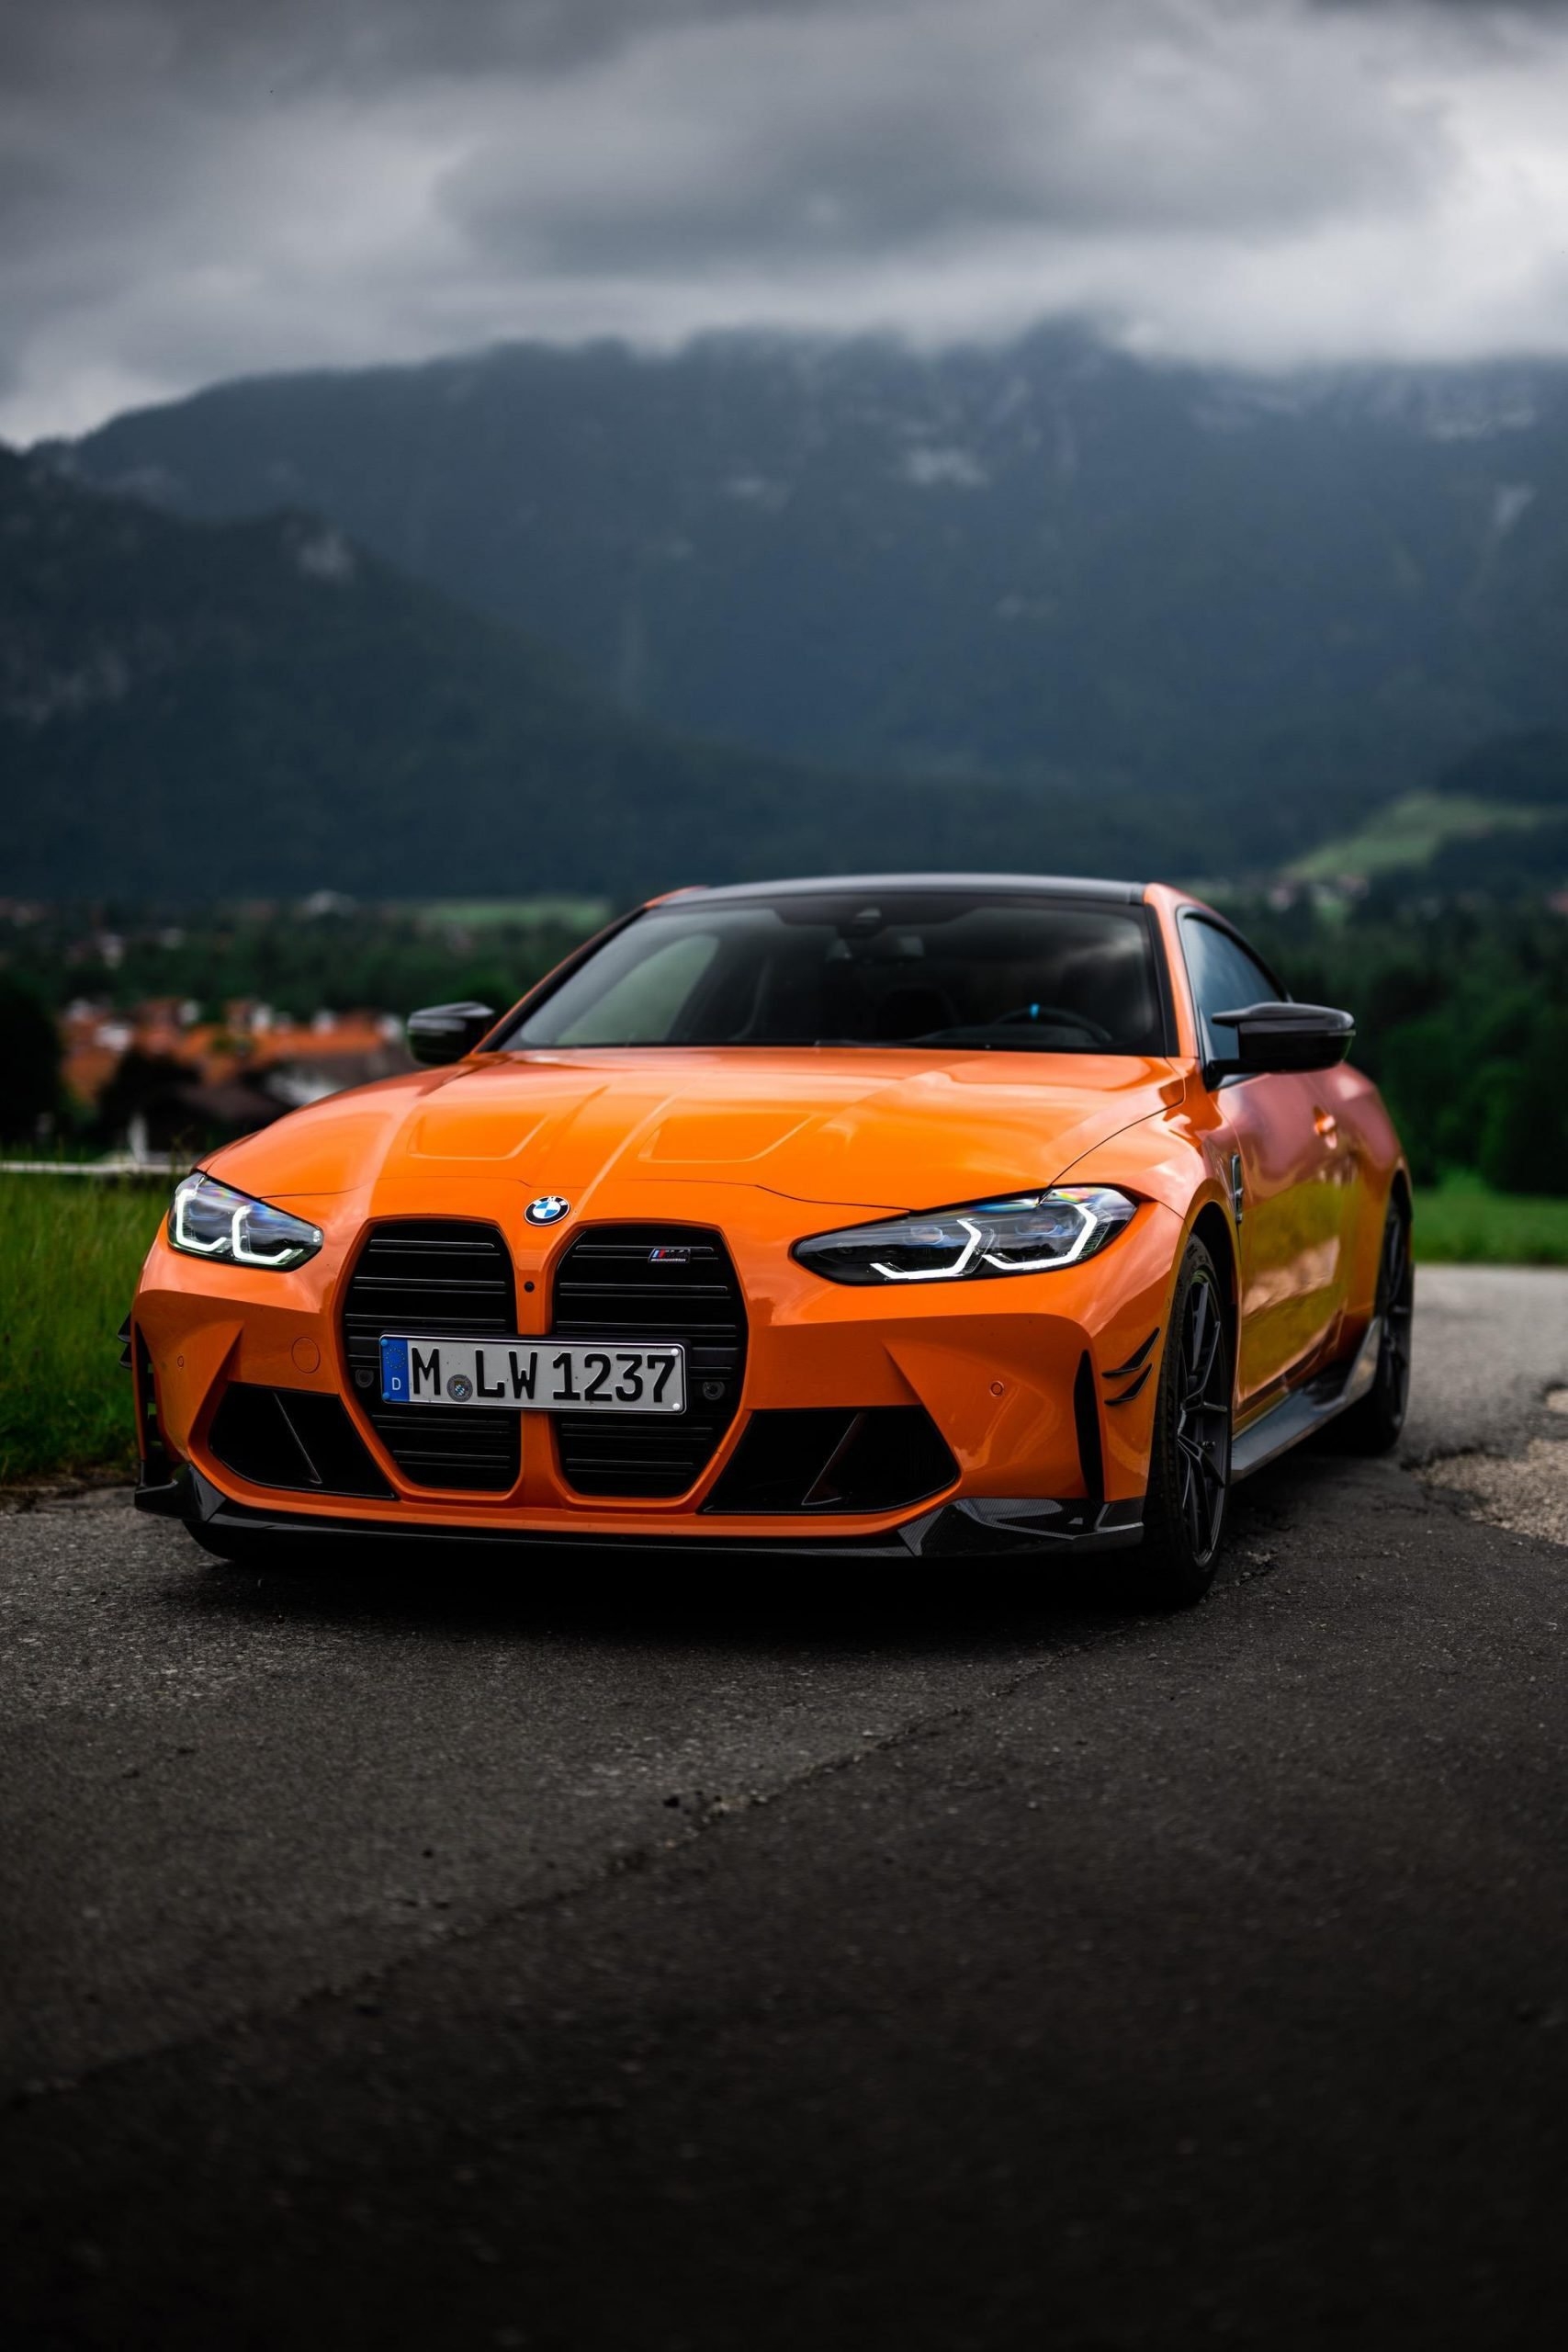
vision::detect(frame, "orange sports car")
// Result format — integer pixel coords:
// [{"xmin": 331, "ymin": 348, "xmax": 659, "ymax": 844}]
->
[{"xmin": 130, "ymin": 876, "xmax": 1412, "ymax": 1603}]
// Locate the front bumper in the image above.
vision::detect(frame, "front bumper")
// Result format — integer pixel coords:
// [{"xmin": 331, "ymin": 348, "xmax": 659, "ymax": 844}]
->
[{"xmin": 130, "ymin": 1179, "xmax": 1178, "ymax": 1551}]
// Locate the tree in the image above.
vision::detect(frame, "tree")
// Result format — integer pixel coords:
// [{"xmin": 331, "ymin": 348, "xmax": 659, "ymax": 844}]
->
[
  {"xmin": 0, "ymin": 977, "xmax": 62, "ymax": 1144},
  {"xmin": 1481, "ymin": 1010, "xmax": 1568, "ymax": 1194}
]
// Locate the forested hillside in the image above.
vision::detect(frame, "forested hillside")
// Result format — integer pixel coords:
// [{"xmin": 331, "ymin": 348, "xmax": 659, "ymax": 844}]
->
[
  {"xmin": 2, "ymin": 447, "xmax": 1139, "ymax": 899},
  {"xmin": 58, "ymin": 328, "xmax": 1568, "ymax": 841}
]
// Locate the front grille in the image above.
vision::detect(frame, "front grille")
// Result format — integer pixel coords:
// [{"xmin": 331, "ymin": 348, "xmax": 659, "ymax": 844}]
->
[
  {"xmin": 550, "ymin": 1225, "xmax": 748, "ymax": 1498},
  {"xmin": 341, "ymin": 1219, "xmax": 520, "ymax": 1492}
]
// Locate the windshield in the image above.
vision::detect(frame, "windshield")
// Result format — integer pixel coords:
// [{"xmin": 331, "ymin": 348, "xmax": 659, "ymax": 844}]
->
[{"xmin": 502, "ymin": 892, "xmax": 1168, "ymax": 1056}]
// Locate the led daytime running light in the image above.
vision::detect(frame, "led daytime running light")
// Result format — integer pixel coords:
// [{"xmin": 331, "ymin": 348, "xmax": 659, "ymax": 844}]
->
[
  {"xmin": 168, "ymin": 1173, "xmax": 323, "ymax": 1272},
  {"xmin": 796, "ymin": 1186, "xmax": 1137, "ymax": 1286},
  {"xmin": 872, "ymin": 1216, "xmax": 987, "ymax": 1283}
]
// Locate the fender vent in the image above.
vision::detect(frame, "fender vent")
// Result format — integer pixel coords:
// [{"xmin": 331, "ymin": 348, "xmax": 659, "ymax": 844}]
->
[{"xmin": 1073, "ymin": 1351, "xmax": 1105, "ymax": 1504}]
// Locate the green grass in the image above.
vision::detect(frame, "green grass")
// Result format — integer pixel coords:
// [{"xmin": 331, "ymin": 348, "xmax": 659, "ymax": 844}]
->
[
  {"xmin": 1413, "ymin": 1176, "xmax": 1568, "ymax": 1266},
  {"xmin": 1288, "ymin": 791, "xmax": 1545, "ymax": 883},
  {"xmin": 412, "ymin": 897, "xmax": 613, "ymax": 931},
  {"xmin": 0, "ymin": 1175, "xmax": 167, "ymax": 1485}
]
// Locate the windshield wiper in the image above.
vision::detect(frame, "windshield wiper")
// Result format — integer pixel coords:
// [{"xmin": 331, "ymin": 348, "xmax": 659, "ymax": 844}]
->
[{"xmin": 893, "ymin": 1028, "xmax": 1093, "ymax": 1051}]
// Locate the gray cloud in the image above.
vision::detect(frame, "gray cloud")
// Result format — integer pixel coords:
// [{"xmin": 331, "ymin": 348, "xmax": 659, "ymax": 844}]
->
[
  {"xmin": 0, "ymin": 2, "xmax": 846, "ymax": 98},
  {"xmin": 3, "ymin": 0, "xmax": 1568, "ymax": 438},
  {"xmin": 446, "ymin": 3, "xmax": 1446, "ymax": 273}
]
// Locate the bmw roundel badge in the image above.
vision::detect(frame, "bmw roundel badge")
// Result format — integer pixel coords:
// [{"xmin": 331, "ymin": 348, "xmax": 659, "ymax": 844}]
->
[{"xmin": 525, "ymin": 1194, "xmax": 571, "ymax": 1226}]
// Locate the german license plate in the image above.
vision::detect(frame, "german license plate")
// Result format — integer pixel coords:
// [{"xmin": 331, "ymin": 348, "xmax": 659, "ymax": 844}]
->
[{"xmin": 378, "ymin": 1336, "xmax": 685, "ymax": 1414}]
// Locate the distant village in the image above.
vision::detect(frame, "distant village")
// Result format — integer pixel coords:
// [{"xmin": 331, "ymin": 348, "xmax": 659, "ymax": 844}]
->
[
  {"xmin": 60, "ymin": 996, "xmax": 413, "ymax": 1158},
  {"xmin": 0, "ymin": 892, "xmax": 594, "ymax": 1165}
]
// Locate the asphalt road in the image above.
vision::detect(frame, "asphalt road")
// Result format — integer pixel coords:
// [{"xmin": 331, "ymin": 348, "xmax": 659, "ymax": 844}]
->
[{"xmin": 3, "ymin": 1267, "xmax": 1566, "ymax": 2351}]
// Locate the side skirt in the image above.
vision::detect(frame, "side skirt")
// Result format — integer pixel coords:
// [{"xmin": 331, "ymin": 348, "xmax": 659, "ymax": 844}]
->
[{"xmin": 1229, "ymin": 1316, "xmax": 1382, "ymax": 1485}]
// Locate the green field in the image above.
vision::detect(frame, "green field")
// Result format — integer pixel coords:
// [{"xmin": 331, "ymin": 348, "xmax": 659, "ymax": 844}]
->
[
  {"xmin": 1412, "ymin": 1177, "xmax": 1568, "ymax": 1266},
  {"xmin": 412, "ymin": 896, "xmax": 613, "ymax": 932},
  {"xmin": 0, "ymin": 1176, "xmax": 165, "ymax": 1485},
  {"xmin": 1, "ymin": 1170, "xmax": 1564, "ymax": 1489},
  {"xmin": 1287, "ymin": 791, "xmax": 1545, "ymax": 884}
]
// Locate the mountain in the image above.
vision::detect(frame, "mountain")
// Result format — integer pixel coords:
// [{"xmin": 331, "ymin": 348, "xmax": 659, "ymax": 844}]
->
[
  {"xmin": 51, "ymin": 328, "xmax": 1568, "ymax": 830},
  {"xmin": 1, "ymin": 446, "xmax": 1203, "ymax": 901}
]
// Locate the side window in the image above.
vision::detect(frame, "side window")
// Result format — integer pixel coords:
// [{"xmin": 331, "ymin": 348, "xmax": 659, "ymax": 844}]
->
[{"xmin": 1180, "ymin": 917, "xmax": 1281, "ymax": 1069}]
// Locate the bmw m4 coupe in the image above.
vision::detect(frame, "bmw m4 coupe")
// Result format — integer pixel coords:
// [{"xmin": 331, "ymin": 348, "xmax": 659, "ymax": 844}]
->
[{"xmin": 130, "ymin": 876, "xmax": 1412, "ymax": 1602}]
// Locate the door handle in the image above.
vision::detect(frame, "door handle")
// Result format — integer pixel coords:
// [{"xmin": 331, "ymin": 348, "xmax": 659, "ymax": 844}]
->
[{"xmin": 1313, "ymin": 1108, "xmax": 1338, "ymax": 1147}]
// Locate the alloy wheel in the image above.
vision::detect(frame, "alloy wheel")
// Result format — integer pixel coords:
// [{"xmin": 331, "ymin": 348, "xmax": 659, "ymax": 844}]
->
[
  {"xmin": 1174, "ymin": 1271, "xmax": 1230, "ymax": 1565},
  {"xmin": 1375, "ymin": 1209, "xmax": 1415, "ymax": 1426}
]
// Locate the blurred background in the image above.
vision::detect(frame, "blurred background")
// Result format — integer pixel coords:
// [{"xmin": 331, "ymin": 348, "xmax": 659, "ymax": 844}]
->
[{"xmin": 6, "ymin": 0, "xmax": 1568, "ymax": 1236}]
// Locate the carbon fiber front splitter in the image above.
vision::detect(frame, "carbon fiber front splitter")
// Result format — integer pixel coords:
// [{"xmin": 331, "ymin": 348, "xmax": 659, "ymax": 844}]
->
[{"xmin": 136, "ymin": 1464, "xmax": 1145, "ymax": 1562}]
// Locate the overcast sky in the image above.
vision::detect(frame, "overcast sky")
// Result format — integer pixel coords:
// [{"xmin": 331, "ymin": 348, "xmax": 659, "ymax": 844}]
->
[{"xmin": 5, "ymin": 0, "xmax": 1568, "ymax": 442}]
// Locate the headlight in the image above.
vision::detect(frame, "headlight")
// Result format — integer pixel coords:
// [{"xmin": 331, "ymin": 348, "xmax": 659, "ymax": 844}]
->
[
  {"xmin": 794, "ymin": 1186, "xmax": 1137, "ymax": 1285},
  {"xmin": 168, "ymin": 1173, "xmax": 323, "ymax": 1271}
]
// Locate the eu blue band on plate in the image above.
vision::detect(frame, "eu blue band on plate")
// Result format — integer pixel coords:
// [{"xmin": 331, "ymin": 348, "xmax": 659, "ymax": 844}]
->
[{"xmin": 379, "ymin": 1334, "xmax": 411, "ymax": 1403}]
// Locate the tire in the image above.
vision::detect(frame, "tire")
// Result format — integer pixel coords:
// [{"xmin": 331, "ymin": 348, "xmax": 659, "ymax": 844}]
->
[
  {"xmin": 1139, "ymin": 1237, "xmax": 1233, "ymax": 1607},
  {"xmin": 1335, "ymin": 1198, "xmax": 1414, "ymax": 1456}
]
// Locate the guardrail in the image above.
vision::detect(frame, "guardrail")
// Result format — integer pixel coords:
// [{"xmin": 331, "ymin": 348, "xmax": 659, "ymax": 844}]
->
[{"xmin": 0, "ymin": 1158, "xmax": 188, "ymax": 1182}]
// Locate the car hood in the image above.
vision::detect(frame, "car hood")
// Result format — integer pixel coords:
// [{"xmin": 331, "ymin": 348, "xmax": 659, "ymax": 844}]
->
[{"xmin": 214, "ymin": 1046, "xmax": 1179, "ymax": 1214}]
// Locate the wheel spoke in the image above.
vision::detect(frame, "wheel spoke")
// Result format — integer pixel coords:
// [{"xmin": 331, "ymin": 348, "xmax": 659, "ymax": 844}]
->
[
  {"xmin": 1184, "ymin": 1459, "xmax": 1204, "ymax": 1551},
  {"xmin": 1164, "ymin": 1261, "xmax": 1232, "ymax": 1569},
  {"xmin": 1187, "ymin": 1283, "xmax": 1210, "ymax": 1382},
  {"xmin": 1374, "ymin": 1210, "xmax": 1414, "ymax": 1412}
]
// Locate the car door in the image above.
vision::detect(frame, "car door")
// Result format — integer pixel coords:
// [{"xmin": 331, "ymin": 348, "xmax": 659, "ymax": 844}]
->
[{"xmin": 1179, "ymin": 912, "xmax": 1351, "ymax": 1407}]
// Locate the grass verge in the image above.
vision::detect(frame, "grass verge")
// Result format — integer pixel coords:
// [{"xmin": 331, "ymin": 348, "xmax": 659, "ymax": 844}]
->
[
  {"xmin": 1413, "ymin": 1177, "xmax": 1568, "ymax": 1266},
  {"xmin": 0, "ymin": 1175, "xmax": 165, "ymax": 1485}
]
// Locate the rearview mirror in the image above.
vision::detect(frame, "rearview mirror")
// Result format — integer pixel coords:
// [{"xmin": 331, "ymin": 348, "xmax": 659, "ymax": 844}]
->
[
  {"xmin": 405, "ymin": 1001, "xmax": 499, "ymax": 1066},
  {"xmin": 1206, "ymin": 1001, "xmax": 1354, "ymax": 1082}
]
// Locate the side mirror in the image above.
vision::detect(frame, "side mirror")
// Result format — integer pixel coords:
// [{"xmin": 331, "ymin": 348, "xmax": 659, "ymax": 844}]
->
[
  {"xmin": 405, "ymin": 1001, "xmax": 498, "ymax": 1066},
  {"xmin": 1206, "ymin": 1001, "xmax": 1354, "ymax": 1082}
]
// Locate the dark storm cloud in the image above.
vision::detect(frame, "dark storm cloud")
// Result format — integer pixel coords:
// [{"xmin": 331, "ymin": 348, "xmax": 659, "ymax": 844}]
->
[
  {"xmin": 0, "ymin": 1, "xmax": 846, "ymax": 95},
  {"xmin": 446, "ymin": 1, "xmax": 1444, "ymax": 277},
  {"xmin": 4, "ymin": 0, "xmax": 1568, "ymax": 438}
]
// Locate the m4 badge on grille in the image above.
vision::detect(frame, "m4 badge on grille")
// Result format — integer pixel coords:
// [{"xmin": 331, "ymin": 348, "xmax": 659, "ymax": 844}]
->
[{"xmin": 649, "ymin": 1246, "xmax": 693, "ymax": 1263}]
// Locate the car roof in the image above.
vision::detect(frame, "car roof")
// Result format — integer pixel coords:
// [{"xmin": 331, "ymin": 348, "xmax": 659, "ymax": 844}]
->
[{"xmin": 668, "ymin": 874, "xmax": 1148, "ymax": 907}]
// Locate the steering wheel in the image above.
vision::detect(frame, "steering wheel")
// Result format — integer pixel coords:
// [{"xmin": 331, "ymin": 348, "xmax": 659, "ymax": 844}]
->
[{"xmin": 990, "ymin": 1003, "xmax": 1115, "ymax": 1046}]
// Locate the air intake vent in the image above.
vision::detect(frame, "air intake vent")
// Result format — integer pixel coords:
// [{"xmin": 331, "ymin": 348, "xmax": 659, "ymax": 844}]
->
[
  {"xmin": 550, "ymin": 1226, "xmax": 748, "ymax": 1498},
  {"xmin": 132, "ymin": 1326, "xmax": 170, "ymax": 1481},
  {"xmin": 341, "ymin": 1219, "xmax": 520, "ymax": 1492},
  {"xmin": 209, "ymin": 1384, "xmax": 393, "ymax": 1498},
  {"xmin": 704, "ymin": 1408, "xmax": 957, "ymax": 1515}
]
